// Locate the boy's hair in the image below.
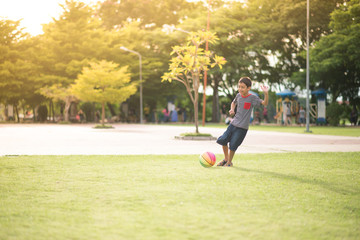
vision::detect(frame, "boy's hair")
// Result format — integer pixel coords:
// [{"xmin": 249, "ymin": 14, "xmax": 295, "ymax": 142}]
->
[{"xmin": 239, "ymin": 77, "xmax": 252, "ymax": 88}]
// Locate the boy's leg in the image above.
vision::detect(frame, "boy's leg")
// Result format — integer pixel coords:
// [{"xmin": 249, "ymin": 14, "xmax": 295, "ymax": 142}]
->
[
  {"xmin": 227, "ymin": 127, "xmax": 248, "ymax": 167},
  {"xmin": 226, "ymin": 150, "xmax": 236, "ymax": 165},
  {"xmin": 222, "ymin": 145, "xmax": 229, "ymax": 161},
  {"xmin": 223, "ymin": 150, "xmax": 235, "ymax": 166},
  {"xmin": 216, "ymin": 145, "xmax": 229, "ymax": 166},
  {"xmin": 216, "ymin": 124, "xmax": 234, "ymax": 166}
]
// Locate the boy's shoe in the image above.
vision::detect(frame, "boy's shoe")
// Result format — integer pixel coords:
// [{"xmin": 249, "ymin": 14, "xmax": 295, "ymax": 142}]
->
[
  {"xmin": 217, "ymin": 159, "xmax": 227, "ymax": 166},
  {"xmin": 224, "ymin": 161, "xmax": 233, "ymax": 167}
]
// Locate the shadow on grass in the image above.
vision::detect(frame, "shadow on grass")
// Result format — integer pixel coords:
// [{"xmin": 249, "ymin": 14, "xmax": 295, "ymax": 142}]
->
[{"xmin": 233, "ymin": 166, "xmax": 358, "ymax": 195}]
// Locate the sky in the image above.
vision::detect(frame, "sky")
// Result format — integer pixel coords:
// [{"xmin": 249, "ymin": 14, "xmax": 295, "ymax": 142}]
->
[
  {"xmin": 0, "ymin": 0, "xmax": 98, "ymax": 36},
  {"xmin": 0, "ymin": 0, "xmax": 219, "ymax": 36}
]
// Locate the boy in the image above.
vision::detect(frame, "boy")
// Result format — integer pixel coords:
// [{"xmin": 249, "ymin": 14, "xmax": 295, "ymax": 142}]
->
[{"xmin": 216, "ymin": 77, "xmax": 269, "ymax": 167}]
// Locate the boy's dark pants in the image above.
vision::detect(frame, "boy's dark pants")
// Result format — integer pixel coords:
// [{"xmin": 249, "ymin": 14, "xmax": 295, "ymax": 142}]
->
[{"xmin": 216, "ymin": 124, "xmax": 248, "ymax": 152}]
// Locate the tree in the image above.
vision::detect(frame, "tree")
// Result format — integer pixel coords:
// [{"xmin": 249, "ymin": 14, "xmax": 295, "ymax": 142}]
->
[
  {"xmin": 170, "ymin": 1, "xmax": 228, "ymax": 123},
  {"xmin": 98, "ymin": 0, "xmax": 202, "ymax": 119},
  {"xmin": 38, "ymin": 0, "xmax": 113, "ymax": 121},
  {"xmin": 162, "ymin": 31, "xmax": 226, "ymax": 133},
  {"xmin": 71, "ymin": 60, "xmax": 137, "ymax": 125},
  {"xmin": 0, "ymin": 19, "xmax": 24, "ymax": 107},
  {"xmin": 0, "ymin": 19, "xmax": 45, "ymax": 121},
  {"xmin": 176, "ymin": 0, "xmax": 347, "ymax": 122},
  {"xmin": 310, "ymin": 0, "xmax": 360, "ymax": 104},
  {"xmin": 108, "ymin": 21, "xmax": 183, "ymax": 119},
  {"xmin": 39, "ymin": 83, "xmax": 77, "ymax": 122}
]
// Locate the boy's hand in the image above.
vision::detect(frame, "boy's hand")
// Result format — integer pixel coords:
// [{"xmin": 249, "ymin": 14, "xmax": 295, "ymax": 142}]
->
[
  {"xmin": 260, "ymin": 85, "xmax": 269, "ymax": 93},
  {"xmin": 260, "ymin": 85, "xmax": 269, "ymax": 106},
  {"xmin": 229, "ymin": 109, "xmax": 235, "ymax": 116}
]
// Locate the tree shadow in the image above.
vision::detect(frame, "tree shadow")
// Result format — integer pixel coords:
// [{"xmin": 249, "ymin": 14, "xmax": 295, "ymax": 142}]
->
[{"xmin": 233, "ymin": 166, "xmax": 358, "ymax": 195}]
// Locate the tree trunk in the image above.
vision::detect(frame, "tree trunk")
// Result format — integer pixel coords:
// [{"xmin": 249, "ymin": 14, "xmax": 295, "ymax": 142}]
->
[
  {"xmin": 49, "ymin": 100, "xmax": 52, "ymax": 122},
  {"xmin": 101, "ymin": 102, "xmax": 105, "ymax": 126},
  {"xmin": 50, "ymin": 100, "xmax": 55, "ymax": 122},
  {"xmin": 64, "ymin": 96, "xmax": 77, "ymax": 122},
  {"xmin": 14, "ymin": 104, "xmax": 19, "ymax": 123},
  {"xmin": 194, "ymin": 95, "xmax": 199, "ymax": 134},
  {"xmin": 107, "ymin": 102, "xmax": 116, "ymax": 116},
  {"xmin": 331, "ymin": 89, "xmax": 340, "ymax": 103},
  {"xmin": 33, "ymin": 107, "xmax": 36, "ymax": 122},
  {"xmin": 93, "ymin": 102, "xmax": 96, "ymax": 123},
  {"xmin": 64, "ymin": 98, "xmax": 71, "ymax": 122}
]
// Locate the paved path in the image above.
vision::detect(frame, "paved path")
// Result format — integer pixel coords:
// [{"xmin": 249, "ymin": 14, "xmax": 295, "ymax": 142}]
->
[{"xmin": 0, "ymin": 124, "xmax": 359, "ymax": 155}]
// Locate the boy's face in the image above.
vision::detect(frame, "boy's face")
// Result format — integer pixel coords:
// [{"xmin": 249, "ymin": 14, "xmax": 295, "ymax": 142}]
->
[{"xmin": 238, "ymin": 82, "xmax": 251, "ymax": 96}]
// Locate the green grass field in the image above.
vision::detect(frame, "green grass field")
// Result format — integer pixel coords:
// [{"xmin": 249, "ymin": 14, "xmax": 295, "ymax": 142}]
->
[
  {"xmin": 1, "ymin": 153, "xmax": 359, "ymax": 240},
  {"xmin": 248, "ymin": 125, "xmax": 360, "ymax": 137},
  {"xmin": 202, "ymin": 123, "xmax": 360, "ymax": 137},
  {"xmin": 164, "ymin": 123, "xmax": 360, "ymax": 137}
]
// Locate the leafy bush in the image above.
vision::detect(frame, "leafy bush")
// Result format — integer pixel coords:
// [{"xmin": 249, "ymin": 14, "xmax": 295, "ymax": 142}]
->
[
  {"xmin": 80, "ymin": 102, "xmax": 94, "ymax": 122},
  {"xmin": 58, "ymin": 121, "xmax": 71, "ymax": 124},
  {"xmin": 340, "ymin": 104, "xmax": 352, "ymax": 123},
  {"xmin": 93, "ymin": 124, "xmax": 114, "ymax": 129},
  {"xmin": 326, "ymin": 103, "xmax": 343, "ymax": 126},
  {"xmin": 180, "ymin": 132, "xmax": 212, "ymax": 137}
]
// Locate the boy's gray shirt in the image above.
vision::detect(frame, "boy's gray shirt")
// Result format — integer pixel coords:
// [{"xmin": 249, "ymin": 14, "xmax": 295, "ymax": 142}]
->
[{"xmin": 231, "ymin": 93, "xmax": 262, "ymax": 129}]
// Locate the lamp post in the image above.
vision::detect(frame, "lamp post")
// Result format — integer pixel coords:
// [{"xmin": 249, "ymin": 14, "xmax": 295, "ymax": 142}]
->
[
  {"xmin": 120, "ymin": 46, "xmax": 143, "ymax": 124},
  {"xmin": 305, "ymin": 0, "xmax": 311, "ymax": 132}
]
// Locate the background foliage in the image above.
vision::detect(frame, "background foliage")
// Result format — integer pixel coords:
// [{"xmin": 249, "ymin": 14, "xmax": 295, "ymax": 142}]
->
[{"xmin": 0, "ymin": 0, "xmax": 358, "ymax": 123}]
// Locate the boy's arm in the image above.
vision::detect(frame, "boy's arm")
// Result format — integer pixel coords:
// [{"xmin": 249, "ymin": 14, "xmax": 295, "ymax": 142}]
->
[
  {"xmin": 229, "ymin": 101, "xmax": 236, "ymax": 116},
  {"xmin": 260, "ymin": 85, "xmax": 269, "ymax": 106}
]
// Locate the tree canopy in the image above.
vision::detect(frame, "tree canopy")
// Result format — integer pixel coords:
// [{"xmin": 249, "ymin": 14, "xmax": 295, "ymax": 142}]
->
[
  {"xmin": 310, "ymin": 0, "xmax": 360, "ymax": 104},
  {"xmin": 162, "ymin": 31, "xmax": 226, "ymax": 132},
  {"xmin": 72, "ymin": 60, "xmax": 137, "ymax": 125}
]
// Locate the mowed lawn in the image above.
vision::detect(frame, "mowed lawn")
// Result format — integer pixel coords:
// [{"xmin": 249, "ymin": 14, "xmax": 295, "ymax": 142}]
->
[
  {"xmin": 1, "ymin": 153, "xmax": 359, "ymax": 240},
  {"xmin": 204, "ymin": 124, "xmax": 360, "ymax": 137},
  {"xmin": 248, "ymin": 125, "xmax": 360, "ymax": 137}
]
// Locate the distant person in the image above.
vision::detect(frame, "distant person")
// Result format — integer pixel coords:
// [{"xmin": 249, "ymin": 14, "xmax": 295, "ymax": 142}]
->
[
  {"xmin": 263, "ymin": 106, "xmax": 268, "ymax": 123},
  {"xmin": 95, "ymin": 111, "xmax": 100, "ymax": 123},
  {"xmin": 144, "ymin": 105, "xmax": 150, "ymax": 122},
  {"xmin": 177, "ymin": 107, "xmax": 183, "ymax": 122},
  {"xmin": 162, "ymin": 108, "xmax": 169, "ymax": 122},
  {"xmin": 78, "ymin": 109, "xmax": 85, "ymax": 123},
  {"xmin": 221, "ymin": 104, "xmax": 227, "ymax": 122},
  {"xmin": 216, "ymin": 77, "xmax": 269, "ymax": 167},
  {"xmin": 171, "ymin": 109, "xmax": 178, "ymax": 122},
  {"xmin": 285, "ymin": 102, "xmax": 292, "ymax": 126},
  {"xmin": 183, "ymin": 108, "xmax": 187, "ymax": 122},
  {"xmin": 350, "ymin": 107, "xmax": 358, "ymax": 126},
  {"xmin": 299, "ymin": 106, "xmax": 306, "ymax": 126},
  {"xmin": 255, "ymin": 110, "xmax": 261, "ymax": 125}
]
